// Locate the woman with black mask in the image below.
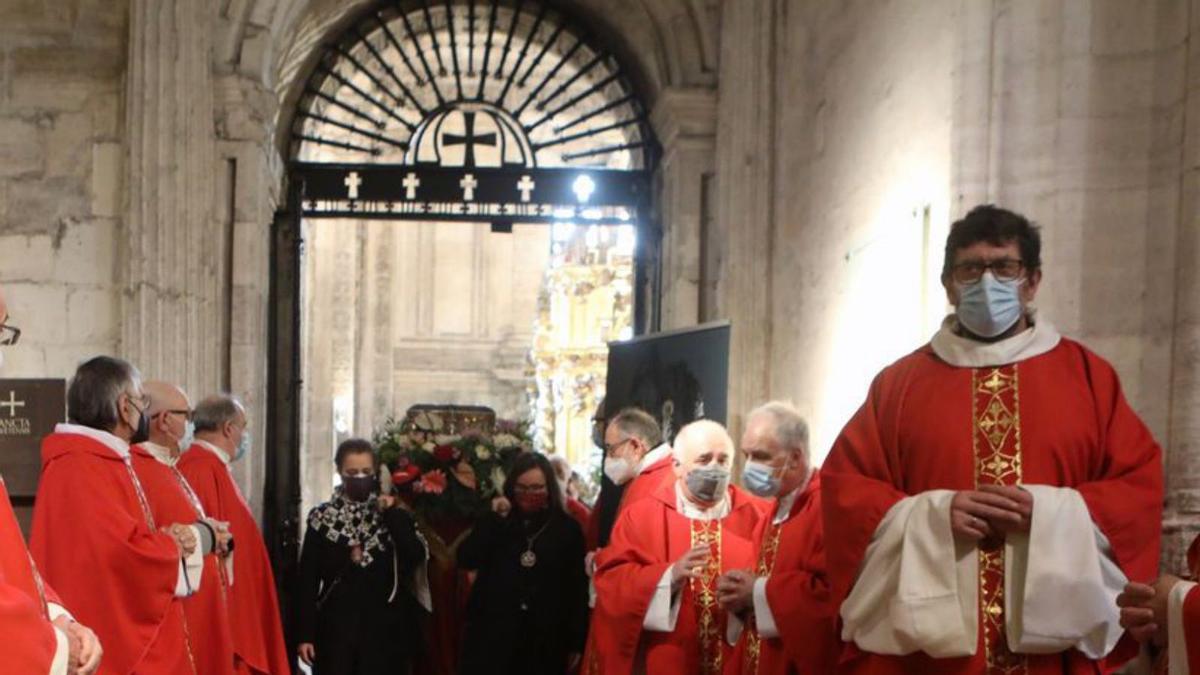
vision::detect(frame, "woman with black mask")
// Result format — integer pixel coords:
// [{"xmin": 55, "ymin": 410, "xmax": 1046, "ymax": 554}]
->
[
  {"xmin": 457, "ymin": 452, "xmax": 589, "ymax": 675},
  {"xmin": 296, "ymin": 438, "xmax": 428, "ymax": 674}
]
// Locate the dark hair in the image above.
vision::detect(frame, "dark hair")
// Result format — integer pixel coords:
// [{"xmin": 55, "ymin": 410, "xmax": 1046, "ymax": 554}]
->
[
  {"xmin": 68, "ymin": 356, "xmax": 139, "ymax": 432},
  {"xmin": 335, "ymin": 438, "xmax": 377, "ymax": 471},
  {"xmin": 942, "ymin": 205, "xmax": 1042, "ymax": 278},
  {"xmin": 609, "ymin": 407, "xmax": 663, "ymax": 448},
  {"xmin": 503, "ymin": 453, "xmax": 563, "ymax": 514}
]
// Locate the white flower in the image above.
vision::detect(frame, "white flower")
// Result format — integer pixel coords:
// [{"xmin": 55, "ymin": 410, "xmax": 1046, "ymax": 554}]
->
[
  {"xmin": 421, "ymin": 442, "xmax": 436, "ymax": 453},
  {"xmin": 490, "ymin": 466, "xmax": 506, "ymax": 492},
  {"xmin": 493, "ymin": 433, "xmax": 520, "ymax": 448},
  {"xmin": 474, "ymin": 445, "xmax": 492, "ymax": 460},
  {"xmin": 435, "ymin": 434, "xmax": 460, "ymax": 446}
]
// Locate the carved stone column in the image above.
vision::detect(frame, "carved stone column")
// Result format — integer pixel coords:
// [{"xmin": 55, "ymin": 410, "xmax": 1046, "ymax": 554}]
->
[
  {"xmin": 122, "ymin": 0, "xmax": 222, "ymax": 394},
  {"xmin": 713, "ymin": 0, "xmax": 778, "ymax": 431},
  {"xmin": 652, "ymin": 87, "xmax": 717, "ymax": 330}
]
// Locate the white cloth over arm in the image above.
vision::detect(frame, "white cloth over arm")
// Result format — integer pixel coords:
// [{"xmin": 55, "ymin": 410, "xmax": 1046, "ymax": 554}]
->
[
  {"xmin": 643, "ymin": 568, "xmax": 683, "ymax": 631},
  {"xmin": 172, "ymin": 526, "xmax": 205, "ymax": 597},
  {"xmin": 1167, "ymin": 580, "xmax": 1197, "ymax": 675},
  {"xmin": 840, "ymin": 485, "xmax": 1125, "ymax": 660},
  {"xmin": 1004, "ymin": 485, "xmax": 1125, "ymax": 658},
  {"xmin": 839, "ymin": 490, "xmax": 978, "ymax": 657}
]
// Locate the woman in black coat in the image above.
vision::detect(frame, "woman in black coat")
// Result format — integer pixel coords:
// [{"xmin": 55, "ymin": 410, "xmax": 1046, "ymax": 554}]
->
[
  {"xmin": 297, "ymin": 438, "xmax": 428, "ymax": 674},
  {"xmin": 457, "ymin": 452, "xmax": 589, "ymax": 675}
]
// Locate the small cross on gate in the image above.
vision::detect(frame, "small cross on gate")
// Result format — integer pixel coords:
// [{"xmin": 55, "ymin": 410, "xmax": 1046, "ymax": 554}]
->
[
  {"xmin": 517, "ymin": 175, "xmax": 535, "ymax": 202},
  {"xmin": 460, "ymin": 174, "xmax": 478, "ymax": 201},
  {"xmin": 442, "ymin": 112, "xmax": 497, "ymax": 168},
  {"xmin": 0, "ymin": 391, "xmax": 25, "ymax": 417},
  {"xmin": 403, "ymin": 172, "xmax": 421, "ymax": 200},
  {"xmin": 344, "ymin": 171, "xmax": 362, "ymax": 200}
]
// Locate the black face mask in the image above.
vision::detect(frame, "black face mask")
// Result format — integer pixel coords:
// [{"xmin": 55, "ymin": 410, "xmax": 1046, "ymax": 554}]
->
[
  {"xmin": 342, "ymin": 475, "xmax": 376, "ymax": 502},
  {"xmin": 129, "ymin": 405, "xmax": 150, "ymax": 445}
]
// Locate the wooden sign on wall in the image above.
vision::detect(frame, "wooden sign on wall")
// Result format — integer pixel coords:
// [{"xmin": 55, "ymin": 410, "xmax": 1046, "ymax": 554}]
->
[{"xmin": 0, "ymin": 379, "xmax": 66, "ymax": 534}]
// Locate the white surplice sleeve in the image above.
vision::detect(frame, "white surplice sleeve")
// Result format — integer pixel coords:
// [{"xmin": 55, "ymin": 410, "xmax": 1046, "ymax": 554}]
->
[
  {"xmin": 45, "ymin": 603, "xmax": 72, "ymax": 675},
  {"xmin": 839, "ymin": 489, "xmax": 979, "ymax": 657},
  {"xmin": 1169, "ymin": 580, "xmax": 1198, "ymax": 675},
  {"xmin": 643, "ymin": 567, "xmax": 683, "ymax": 632},
  {"xmin": 173, "ymin": 525, "xmax": 205, "ymax": 597},
  {"xmin": 1004, "ymin": 485, "xmax": 1125, "ymax": 658}
]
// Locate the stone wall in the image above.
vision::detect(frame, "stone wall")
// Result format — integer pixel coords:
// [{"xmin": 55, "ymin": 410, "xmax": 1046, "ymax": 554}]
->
[{"xmin": 0, "ymin": 1, "xmax": 127, "ymax": 377}]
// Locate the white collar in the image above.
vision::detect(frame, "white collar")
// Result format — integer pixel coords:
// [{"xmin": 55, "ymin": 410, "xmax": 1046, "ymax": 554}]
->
[
  {"xmin": 139, "ymin": 441, "xmax": 179, "ymax": 466},
  {"xmin": 193, "ymin": 439, "xmax": 231, "ymax": 465},
  {"xmin": 637, "ymin": 443, "xmax": 672, "ymax": 475},
  {"xmin": 674, "ymin": 481, "xmax": 731, "ymax": 521},
  {"xmin": 930, "ymin": 314, "xmax": 1061, "ymax": 368},
  {"xmin": 55, "ymin": 423, "xmax": 130, "ymax": 458}
]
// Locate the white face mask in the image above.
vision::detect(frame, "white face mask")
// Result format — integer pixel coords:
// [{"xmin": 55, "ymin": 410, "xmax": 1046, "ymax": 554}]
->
[{"xmin": 604, "ymin": 457, "xmax": 635, "ymax": 485}]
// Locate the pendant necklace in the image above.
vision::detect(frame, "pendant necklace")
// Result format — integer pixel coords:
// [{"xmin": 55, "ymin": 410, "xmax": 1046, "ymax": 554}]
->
[{"xmin": 520, "ymin": 519, "xmax": 551, "ymax": 568}]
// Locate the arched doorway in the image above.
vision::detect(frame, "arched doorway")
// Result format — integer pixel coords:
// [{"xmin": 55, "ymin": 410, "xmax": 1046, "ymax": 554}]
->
[{"xmin": 264, "ymin": 0, "xmax": 661, "ymax": 638}]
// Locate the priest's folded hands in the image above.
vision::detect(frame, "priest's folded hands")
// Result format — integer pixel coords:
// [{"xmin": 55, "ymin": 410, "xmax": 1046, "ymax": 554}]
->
[
  {"xmin": 162, "ymin": 522, "xmax": 199, "ymax": 556},
  {"xmin": 949, "ymin": 484, "xmax": 1033, "ymax": 541}
]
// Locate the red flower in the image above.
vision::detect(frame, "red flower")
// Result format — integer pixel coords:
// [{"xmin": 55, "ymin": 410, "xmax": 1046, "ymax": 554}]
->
[
  {"xmin": 415, "ymin": 470, "xmax": 447, "ymax": 495},
  {"xmin": 391, "ymin": 465, "xmax": 421, "ymax": 486},
  {"xmin": 433, "ymin": 444, "xmax": 458, "ymax": 463}
]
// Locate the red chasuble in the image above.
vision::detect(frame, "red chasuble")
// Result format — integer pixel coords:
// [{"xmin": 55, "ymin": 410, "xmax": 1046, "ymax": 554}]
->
[
  {"xmin": 177, "ymin": 443, "xmax": 290, "ymax": 675},
  {"xmin": 728, "ymin": 471, "xmax": 837, "ymax": 675},
  {"xmin": 30, "ymin": 429, "xmax": 195, "ymax": 675},
  {"xmin": 590, "ymin": 479, "xmax": 763, "ymax": 674},
  {"xmin": 132, "ymin": 446, "xmax": 236, "ymax": 675},
  {"xmin": 822, "ymin": 338, "xmax": 1163, "ymax": 675},
  {"xmin": 0, "ymin": 475, "xmax": 60, "ymax": 673},
  {"xmin": 1175, "ymin": 537, "xmax": 1200, "ymax": 672}
]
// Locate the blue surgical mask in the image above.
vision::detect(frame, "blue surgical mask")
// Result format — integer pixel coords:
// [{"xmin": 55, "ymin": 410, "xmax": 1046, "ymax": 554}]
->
[
  {"xmin": 233, "ymin": 431, "xmax": 250, "ymax": 462},
  {"xmin": 742, "ymin": 460, "xmax": 784, "ymax": 498},
  {"xmin": 956, "ymin": 272, "xmax": 1024, "ymax": 338},
  {"xmin": 176, "ymin": 420, "xmax": 195, "ymax": 452},
  {"xmin": 685, "ymin": 465, "xmax": 730, "ymax": 503}
]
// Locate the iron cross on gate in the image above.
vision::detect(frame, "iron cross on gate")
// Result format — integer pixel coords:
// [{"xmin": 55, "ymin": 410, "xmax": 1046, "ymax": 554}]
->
[{"xmin": 442, "ymin": 112, "xmax": 497, "ymax": 168}]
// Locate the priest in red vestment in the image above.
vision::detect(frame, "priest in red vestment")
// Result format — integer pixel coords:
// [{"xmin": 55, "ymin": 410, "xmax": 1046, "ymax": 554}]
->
[
  {"xmin": 178, "ymin": 394, "xmax": 291, "ymax": 675},
  {"xmin": 581, "ymin": 407, "xmax": 674, "ymax": 669},
  {"xmin": 0, "ymin": 282, "xmax": 103, "ymax": 674},
  {"xmin": 134, "ymin": 381, "xmax": 237, "ymax": 675},
  {"xmin": 823, "ymin": 205, "xmax": 1163, "ymax": 675},
  {"xmin": 30, "ymin": 356, "xmax": 207, "ymax": 674},
  {"xmin": 591, "ymin": 419, "xmax": 764, "ymax": 674},
  {"xmin": 719, "ymin": 402, "xmax": 837, "ymax": 675}
]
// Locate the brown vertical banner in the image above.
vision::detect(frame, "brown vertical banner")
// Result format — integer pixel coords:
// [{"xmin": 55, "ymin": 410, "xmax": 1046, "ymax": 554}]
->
[{"xmin": 0, "ymin": 379, "xmax": 66, "ymax": 536}]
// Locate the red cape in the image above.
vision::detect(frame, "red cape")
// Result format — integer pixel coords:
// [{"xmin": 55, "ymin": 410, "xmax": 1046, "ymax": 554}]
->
[
  {"xmin": 132, "ymin": 446, "xmax": 236, "ymax": 675},
  {"xmin": 821, "ymin": 339, "xmax": 1163, "ymax": 674},
  {"xmin": 585, "ymin": 454, "xmax": 673, "ymax": 551},
  {"xmin": 728, "ymin": 471, "xmax": 837, "ymax": 675},
  {"xmin": 177, "ymin": 444, "xmax": 290, "ymax": 675},
  {"xmin": 591, "ymin": 479, "xmax": 763, "ymax": 673},
  {"xmin": 30, "ymin": 430, "xmax": 193, "ymax": 674},
  {"xmin": 0, "ymin": 475, "xmax": 60, "ymax": 672}
]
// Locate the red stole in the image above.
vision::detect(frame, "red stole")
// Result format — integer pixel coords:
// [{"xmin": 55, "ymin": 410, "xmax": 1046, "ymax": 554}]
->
[
  {"xmin": 729, "ymin": 471, "xmax": 837, "ymax": 675},
  {"xmin": 177, "ymin": 444, "xmax": 291, "ymax": 675},
  {"xmin": 590, "ymin": 480, "xmax": 763, "ymax": 674},
  {"xmin": 821, "ymin": 339, "xmax": 1163, "ymax": 674},
  {"xmin": 132, "ymin": 446, "xmax": 236, "ymax": 675},
  {"xmin": 30, "ymin": 431, "xmax": 195, "ymax": 674},
  {"xmin": 0, "ymin": 475, "xmax": 59, "ymax": 672}
]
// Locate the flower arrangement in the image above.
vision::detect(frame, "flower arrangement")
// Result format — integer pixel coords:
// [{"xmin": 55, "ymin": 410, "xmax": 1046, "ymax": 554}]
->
[{"xmin": 375, "ymin": 411, "xmax": 533, "ymax": 522}]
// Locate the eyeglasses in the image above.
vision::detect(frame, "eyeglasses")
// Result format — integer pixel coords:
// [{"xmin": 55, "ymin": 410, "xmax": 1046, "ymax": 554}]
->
[
  {"xmin": 125, "ymin": 392, "xmax": 150, "ymax": 410},
  {"xmin": 950, "ymin": 259, "xmax": 1026, "ymax": 284},
  {"xmin": 604, "ymin": 438, "xmax": 633, "ymax": 455},
  {"xmin": 0, "ymin": 322, "xmax": 20, "ymax": 346},
  {"xmin": 160, "ymin": 409, "xmax": 193, "ymax": 421}
]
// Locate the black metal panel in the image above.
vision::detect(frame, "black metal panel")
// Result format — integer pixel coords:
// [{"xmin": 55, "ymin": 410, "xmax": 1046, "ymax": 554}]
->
[{"xmin": 265, "ymin": 180, "xmax": 304, "ymax": 653}]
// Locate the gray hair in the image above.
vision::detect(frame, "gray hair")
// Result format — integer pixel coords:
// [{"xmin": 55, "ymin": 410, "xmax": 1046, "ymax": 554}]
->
[
  {"xmin": 193, "ymin": 394, "xmax": 244, "ymax": 433},
  {"xmin": 747, "ymin": 401, "xmax": 810, "ymax": 458},
  {"xmin": 67, "ymin": 356, "xmax": 140, "ymax": 432},
  {"xmin": 610, "ymin": 407, "xmax": 663, "ymax": 448}
]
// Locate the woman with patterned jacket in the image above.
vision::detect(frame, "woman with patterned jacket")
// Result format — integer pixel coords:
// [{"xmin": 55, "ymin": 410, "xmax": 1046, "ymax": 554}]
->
[{"xmin": 297, "ymin": 438, "xmax": 429, "ymax": 674}]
